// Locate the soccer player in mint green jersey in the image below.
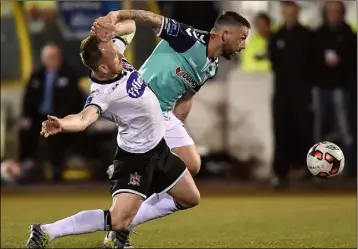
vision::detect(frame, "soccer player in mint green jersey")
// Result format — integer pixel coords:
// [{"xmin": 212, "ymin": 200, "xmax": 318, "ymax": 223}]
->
[{"xmin": 92, "ymin": 10, "xmax": 250, "ymax": 248}]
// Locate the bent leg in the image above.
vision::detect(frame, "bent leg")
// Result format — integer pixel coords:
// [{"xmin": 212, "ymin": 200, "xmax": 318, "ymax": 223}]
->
[
  {"xmin": 39, "ymin": 193, "xmax": 143, "ymax": 241},
  {"xmin": 29, "ymin": 143, "xmax": 159, "ymax": 248},
  {"xmin": 104, "ymin": 139, "xmax": 200, "ymax": 248},
  {"xmin": 127, "ymin": 147, "xmax": 200, "ymax": 230}
]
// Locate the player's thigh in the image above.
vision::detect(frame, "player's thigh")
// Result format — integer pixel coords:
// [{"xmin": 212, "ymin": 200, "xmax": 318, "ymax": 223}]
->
[
  {"xmin": 164, "ymin": 112, "xmax": 201, "ymax": 175},
  {"xmin": 172, "ymin": 145, "xmax": 201, "ymax": 175}
]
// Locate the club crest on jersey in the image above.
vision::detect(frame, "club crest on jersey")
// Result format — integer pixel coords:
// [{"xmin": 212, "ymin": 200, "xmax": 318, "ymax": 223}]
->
[
  {"xmin": 175, "ymin": 67, "xmax": 198, "ymax": 88},
  {"xmin": 126, "ymin": 71, "xmax": 146, "ymax": 98},
  {"xmin": 128, "ymin": 172, "xmax": 141, "ymax": 186}
]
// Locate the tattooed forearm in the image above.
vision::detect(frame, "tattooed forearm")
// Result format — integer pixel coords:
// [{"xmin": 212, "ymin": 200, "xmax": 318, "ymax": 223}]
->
[{"xmin": 111, "ymin": 10, "xmax": 163, "ymax": 33}]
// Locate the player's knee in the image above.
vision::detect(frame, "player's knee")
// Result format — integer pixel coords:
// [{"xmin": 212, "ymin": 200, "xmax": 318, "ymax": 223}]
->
[
  {"xmin": 173, "ymin": 145, "xmax": 201, "ymax": 176},
  {"xmin": 187, "ymin": 154, "xmax": 201, "ymax": 176},
  {"xmin": 106, "ymin": 208, "xmax": 134, "ymax": 232},
  {"xmin": 188, "ymin": 189, "xmax": 200, "ymax": 208},
  {"xmin": 176, "ymin": 188, "xmax": 200, "ymax": 209}
]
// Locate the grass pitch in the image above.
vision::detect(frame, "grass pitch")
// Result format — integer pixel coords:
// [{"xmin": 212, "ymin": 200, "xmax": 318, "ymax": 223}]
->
[{"xmin": 1, "ymin": 185, "xmax": 356, "ymax": 248}]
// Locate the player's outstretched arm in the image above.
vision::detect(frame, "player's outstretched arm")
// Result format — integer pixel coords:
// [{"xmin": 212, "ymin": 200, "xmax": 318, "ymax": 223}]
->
[
  {"xmin": 108, "ymin": 10, "xmax": 163, "ymax": 33},
  {"xmin": 96, "ymin": 9, "xmax": 199, "ymax": 46},
  {"xmin": 40, "ymin": 106, "xmax": 99, "ymax": 137},
  {"xmin": 92, "ymin": 19, "xmax": 136, "ymax": 44},
  {"xmin": 59, "ymin": 106, "xmax": 100, "ymax": 132}
]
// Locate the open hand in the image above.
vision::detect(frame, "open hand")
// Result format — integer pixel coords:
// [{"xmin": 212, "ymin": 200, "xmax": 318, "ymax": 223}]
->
[
  {"xmin": 91, "ymin": 20, "xmax": 118, "ymax": 42},
  {"xmin": 40, "ymin": 115, "xmax": 62, "ymax": 138}
]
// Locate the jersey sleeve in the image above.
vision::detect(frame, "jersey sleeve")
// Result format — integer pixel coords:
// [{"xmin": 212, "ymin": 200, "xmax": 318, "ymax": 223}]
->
[
  {"xmin": 157, "ymin": 17, "xmax": 208, "ymax": 51},
  {"xmin": 84, "ymin": 88, "xmax": 111, "ymax": 114},
  {"xmin": 112, "ymin": 31, "xmax": 136, "ymax": 54}
]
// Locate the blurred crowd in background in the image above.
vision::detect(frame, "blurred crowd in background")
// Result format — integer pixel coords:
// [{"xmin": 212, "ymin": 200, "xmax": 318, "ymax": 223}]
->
[{"xmin": 0, "ymin": 1, "xmax": 357, "ymax": 187}]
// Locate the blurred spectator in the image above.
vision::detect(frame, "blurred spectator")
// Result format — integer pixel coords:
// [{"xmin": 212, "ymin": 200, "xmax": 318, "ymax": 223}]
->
[
  {"xmin": 23, "ymin": 1, "xmax": 64, "ymax": 68},
  {"xmin": 313, "ymin": 1, "xmax": 356, "ymax": 177},
  {"xmin": 349, "ymin": 23, "xmax": 357, "ymax": 177},
  {"xmin": 23, "ymin": 1, "xmax": 57, "ymax": 34},
  {"xmin": 268, "ymin": 1, "xmax": 315, "ymax": 188},
  {"xmin": 18, "ymin": 44, "xmax": 85, "ymax": 182},
  {"xmin": 1, "ymin": 159, "xmax": 42, "ymax": 185},
  {"xmin": 241, "ymin": 12, "xmax": 272, "ymax": 73}
]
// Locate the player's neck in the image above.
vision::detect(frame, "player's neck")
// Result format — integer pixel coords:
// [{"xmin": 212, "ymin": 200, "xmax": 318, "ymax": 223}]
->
[
  {"xmin": 207, "ymin": 34, "xmax": 222, "ymax": 59},
  {"xmin": 92, "ymin": 71, "xmax": 120, "ymax": 82}
]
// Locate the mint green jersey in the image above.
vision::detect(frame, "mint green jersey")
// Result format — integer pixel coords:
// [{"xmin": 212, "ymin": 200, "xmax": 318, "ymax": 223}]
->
[{"xmin": 139, "ymin": 17, "xmax": 219, "ymax": 112}]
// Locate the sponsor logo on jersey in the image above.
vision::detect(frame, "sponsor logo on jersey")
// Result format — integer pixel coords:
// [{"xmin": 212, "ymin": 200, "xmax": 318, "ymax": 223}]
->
[
  {"xmin": 175, "ymin": 67, "xmax": 198, "ymax": 88},
  {"xmin": 164, "ymin": 18, "xmax": 180, "ymax": 37},
  {"xmin": 126, "ymin": 71, "xmax": 146, "ymax": 98}
]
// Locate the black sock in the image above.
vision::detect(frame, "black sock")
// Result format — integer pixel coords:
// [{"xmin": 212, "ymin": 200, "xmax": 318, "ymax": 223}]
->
[{"xmin": 103, "ymin": 210, "xmax": 112, "ymax": 231}]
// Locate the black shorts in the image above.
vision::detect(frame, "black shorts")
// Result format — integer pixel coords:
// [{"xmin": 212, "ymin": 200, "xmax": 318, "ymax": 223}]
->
[{"xmin": 108, "ymin": 138, "xmax": 186, "ymax": 199}]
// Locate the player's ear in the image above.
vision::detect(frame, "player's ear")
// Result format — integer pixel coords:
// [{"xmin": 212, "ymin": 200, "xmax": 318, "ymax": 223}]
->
[
  {"xmin": 98, "ymin": 64, "xmax": 108, "ymax": 74},
  {"xmin": 222, "ymin": 30, "xmax": 230, "ymax": 43}
]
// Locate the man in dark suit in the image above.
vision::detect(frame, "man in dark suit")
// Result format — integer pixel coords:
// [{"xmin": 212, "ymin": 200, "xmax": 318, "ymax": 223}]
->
[
  {"xmin": 19, "ymin": 43, "xmax": 85, "ymax": 181},
  {"xmin": 348, "ymin": 25, "xmax": 357, "ymax": 178},
  {"xmin": 314, "ymin": 1, "xmax": 356, "ymax": 178},
  {"xmin": 268, "ymin": 1, "xmax": 315, "ymax": 188}
]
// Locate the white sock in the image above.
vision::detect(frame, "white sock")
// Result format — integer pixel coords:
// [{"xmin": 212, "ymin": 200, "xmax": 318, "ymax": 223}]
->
[
  {"xmin": 41, "ymin": 209, "xmax": 105, "ymax": 241},
  {"xmin": 127, "ymin": 192, "xmax": 179, "ymax": 231}
]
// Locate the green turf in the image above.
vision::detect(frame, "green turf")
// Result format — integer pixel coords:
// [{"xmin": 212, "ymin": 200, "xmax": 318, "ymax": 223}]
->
[{"xmin": 1, "ymin": 191, "xmax": 356, "ymax": 248}]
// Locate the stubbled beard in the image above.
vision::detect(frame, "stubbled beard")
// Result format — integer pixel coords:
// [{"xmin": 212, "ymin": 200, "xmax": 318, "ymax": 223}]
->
[{"xmin": 111, "ymin": 64, "xmax": 122, "ymax": 75}]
